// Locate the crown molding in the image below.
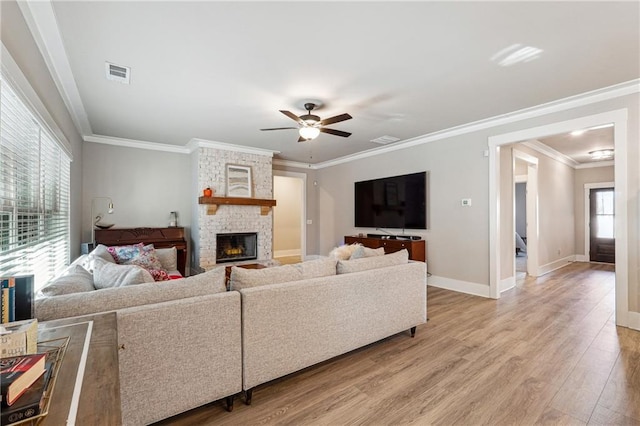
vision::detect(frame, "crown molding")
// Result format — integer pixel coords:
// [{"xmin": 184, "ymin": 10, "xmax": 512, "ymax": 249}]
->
[
  {"xmin": 522, "ymin": 140, "xmax": 579, "ymax": 168},
  {"xmin": 575, "ymin": 160, "xmax": 615, "ymax": 169},
  {"xmin": 17, "ymin": 1, "xmax": 92, "ymax": 136},
  {"xmin": 84, "ymin": 135, "xmax": 190, "ymax": 154},
  {"xmin": 272, "ymin": 159, "xmax": 319, "ymax": 170},
  {"xmin": 311, "ymin": 79, "xmax": 639, "ymax": 169},
  {"xmin": 186, "ymin": 138, "xmax": 279, "ymax": 157}
]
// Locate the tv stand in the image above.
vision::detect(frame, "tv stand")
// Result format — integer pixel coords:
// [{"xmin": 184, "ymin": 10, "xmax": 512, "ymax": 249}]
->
[{"xmin": 345, "ymin": 235, "xmax": 426, "ymax": 262}]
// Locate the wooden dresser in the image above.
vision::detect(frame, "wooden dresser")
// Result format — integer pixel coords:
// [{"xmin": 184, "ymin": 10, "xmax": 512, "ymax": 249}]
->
[
  {"xmin": 344, "ymin": 235, "xmax": 426, "ymax": 262},
  {"xmin": 95, "ymin": 227, "xmax": 188, "ymax": 276}
]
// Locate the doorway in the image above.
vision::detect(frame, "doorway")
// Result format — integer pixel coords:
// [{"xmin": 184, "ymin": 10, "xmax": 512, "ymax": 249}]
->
[
  {"xmin": 489, "ymin": 108, "xmax": 629, "ymax": 327},
  {"xmin": 589, "ymin": 187, "xmax": 615, "ymax": 263},
  {"xmin": 273, "ymin": 171, "xmax": 307, "ymax": 263}
]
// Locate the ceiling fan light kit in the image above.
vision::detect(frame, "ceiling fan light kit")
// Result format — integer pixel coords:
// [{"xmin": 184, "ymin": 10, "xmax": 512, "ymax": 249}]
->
[{"xmin": 261, "ymin": 101, "xmax": 352, "ymax": 142}]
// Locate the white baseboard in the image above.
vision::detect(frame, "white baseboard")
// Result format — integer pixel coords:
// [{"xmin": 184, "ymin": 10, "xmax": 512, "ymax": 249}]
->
[
  {"xmin": 575, "ymin": 254, "xmax": 589, "ymax": 262},
  {"xmin": 274, "ymin": 249, "xmax": 301, "ymax": 258},
  {"xmin": 500, "ymin": 276, "xmax": 516, "ymax": 293},
  {"xmin": 428, "ymin": 275, "xmax": 491, "ymax": 298},
  {"xmin": 628, "ymin": 311, "xmax": 640, "ymax": 331},
  {"xmin": 538, "ymin": 255, "xmax": 575, "ymax": 276}
]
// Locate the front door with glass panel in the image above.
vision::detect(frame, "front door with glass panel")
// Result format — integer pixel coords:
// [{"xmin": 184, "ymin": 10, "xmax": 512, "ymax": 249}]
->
[{"xmin": 589, "ymin": 188, "xmax": 615, "ymax": 263}]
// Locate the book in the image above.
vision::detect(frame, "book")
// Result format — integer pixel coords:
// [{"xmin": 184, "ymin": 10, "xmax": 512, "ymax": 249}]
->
[
  {"xmin": 1, "ymin": 361, "xmax": 53, "ymax": 425},
  {"xmin": 13, "ymin": 276, "xmax": 35, "ymax": 321},
  {"xmin": 1, "ymin": 353, "xmax": 46, "ymax": 406},
  {"xmin": 1, "ymin": 278, "xmax": 15, "ymax": 323},
  {"xmin": 0, "ymin": 319, "xmax": 39, "ymax": 358},
  {"xmin": 1, "ymin": 287, "xmax": 8, "ymax": 323}
]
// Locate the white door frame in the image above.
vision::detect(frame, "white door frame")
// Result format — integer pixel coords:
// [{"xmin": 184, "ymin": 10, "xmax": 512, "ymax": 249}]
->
[
  {"xmin": 583, "ymin": 182, "xmax": 615, "ymax": 262},
  {"xmin": 273, "ymin": 170, "xmax": 307, "ymax": 260},
  {"xmin": 489, "ymin": 109, "xmax": 629, "ymax": 327},
  {"xmin": 513, "ymin": 149, "xmax": 539, "ymax": 280}
]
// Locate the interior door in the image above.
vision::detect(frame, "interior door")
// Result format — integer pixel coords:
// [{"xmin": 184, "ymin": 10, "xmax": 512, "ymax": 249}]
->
[{"xmin": 589, "ymin": 188, "xmax": 615, "ymax": 263}]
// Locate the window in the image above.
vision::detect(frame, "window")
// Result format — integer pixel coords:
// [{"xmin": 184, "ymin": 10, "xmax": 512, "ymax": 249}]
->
[
  {"xmin": 1, "ymin": 77, "xmax": 71, "ymax": 290},
  {"xmin": 595, "ymin": 189, "xmax": 615, "ymax": 239}
]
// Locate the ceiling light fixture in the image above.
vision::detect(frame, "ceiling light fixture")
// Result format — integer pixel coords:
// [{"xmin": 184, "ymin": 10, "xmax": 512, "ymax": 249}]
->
[
  {"xmin": 589, "ymin": 149, "xmax": 614, "ymax": 161},
  {"xmin": 299, "ymin": 126, "xmax": 320, "ymax": 140}
]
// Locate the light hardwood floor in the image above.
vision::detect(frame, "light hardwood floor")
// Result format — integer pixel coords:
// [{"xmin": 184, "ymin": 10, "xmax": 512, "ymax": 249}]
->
[{"xmin": 157, "ymin": 262, "xmax": 640, "ymax": 425}]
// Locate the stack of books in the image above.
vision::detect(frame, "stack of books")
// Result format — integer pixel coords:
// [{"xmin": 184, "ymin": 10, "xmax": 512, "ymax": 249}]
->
[{"xmin": 1, "ymin": 353, "xmax": 52, "ymax": 424}]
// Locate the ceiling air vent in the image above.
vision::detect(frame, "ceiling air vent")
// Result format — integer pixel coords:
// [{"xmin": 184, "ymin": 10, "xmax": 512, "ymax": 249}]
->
[
  {"xmin": 370, "ymin": 135, "xmax": 400, "ymax": 145},
  {"xmin": 105, "ymin": 62, "xmax": 131, "ymax": 84}
]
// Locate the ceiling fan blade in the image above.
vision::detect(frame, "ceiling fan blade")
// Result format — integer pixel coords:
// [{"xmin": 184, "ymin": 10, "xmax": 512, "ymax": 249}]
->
[
  {"xmin": 260, "ymin": 127, "xmax": 298, "ymax": 131},
  {"xmin": 280, "ymin": 110, "xmax": 304, "ymax": 124},
  {"xmin": 297, "ymin": 136, "xmax": 308, "ymax": 143},
  {"xmin": 319, "ymin": 113, "xmax": 352, "ymax": 126},
  {"xmin": 320, "ymin": 127, "xmax": 352, "ymax": 138}
]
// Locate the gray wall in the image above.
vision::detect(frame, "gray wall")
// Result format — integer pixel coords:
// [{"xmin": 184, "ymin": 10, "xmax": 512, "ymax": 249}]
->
[
  {"xmin": 81, "ymin": 143, "xmax": 192, "ymax": 243},
  {"xmin": 1, "ymin": 0, "xmax": 84, "ymax": 260},
  {"xmin": 314, "ymin": 93, "xmax": 638, "ymax": 314},
  {"xmin": 515, "ymin": 183, "xmax": 526, "ymax": 237}
]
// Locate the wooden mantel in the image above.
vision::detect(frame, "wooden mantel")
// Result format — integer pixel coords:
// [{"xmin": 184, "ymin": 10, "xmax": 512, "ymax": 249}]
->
[{"xmin": 198, "ymin": 196, "xmax": 276, "ymax": 215}]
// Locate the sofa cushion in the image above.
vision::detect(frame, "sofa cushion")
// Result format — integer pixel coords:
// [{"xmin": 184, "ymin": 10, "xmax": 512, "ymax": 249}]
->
[
  {"xmin": 293, "ymin": 258, "xmax": 337, "ymax": 279},
  {"xmin": 82, "ymin": 244, "xmax": 116, "ymax": 273},
  {"xmin": 337, "ymin": 249, "xmax": 409, "ymax": 274},
  {"xmin": 349, "ymin": 245, "xmax": 385, "ymax": 259},
  {"xmin": 230, "ymin": 264, "xmax": 303, "ymax": 290},
  {"xmin": 93, "ymin": 258, "xmax": 155, "ymax": 289},
  {"xmin": 38, "ymin": 264, "xmax": 95, "ymax": 297},
  {"xmin": 35, "ymin": 267, "xmax": 228, "ymax": 321}
]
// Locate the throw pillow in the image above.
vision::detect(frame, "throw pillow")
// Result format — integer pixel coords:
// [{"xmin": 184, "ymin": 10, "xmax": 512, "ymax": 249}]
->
[
  {"xmin": 38, "ymin": 264, "xmax": 95, "ymax": 297},
  {"xmin": 293, "ymin": 258, "xmax": 337, "ymax": 279},
  {"xmin": 155, "ymin": 247, "xmax": 178, "ymax": 271},
  {"xmin": 82, "ymin": 244, "xmax": 116, "ymax": 273},
  {"xmin": 108, "ymin": 243, "xmax": 168, "ymax": 281},
  {"xmin": 328, "ymin": 243, "xmax": 362, "ymax": 260},
  {"xmin": 107, "ymin": 243, "xmax": 145, "ymax": 263},
  {"xmin": 337, "ymin": 249, "xmax": 409, "ymax": 274},
  {"xmin": 93, "ymin": 258, "xmax": 155, "ymax": 289},
  {"xmin": 349, "ymin": 245, "xmax": 385, "ymax": 260},
  {"xmin": 230, "ymin": 264, "xmax": 303, "ymax": 290}
]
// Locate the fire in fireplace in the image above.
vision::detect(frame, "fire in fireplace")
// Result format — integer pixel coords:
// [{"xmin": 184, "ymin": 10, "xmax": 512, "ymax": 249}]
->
[{"xmin": 216, "ymin": 232, "xmax": 258, "ymax": 263}]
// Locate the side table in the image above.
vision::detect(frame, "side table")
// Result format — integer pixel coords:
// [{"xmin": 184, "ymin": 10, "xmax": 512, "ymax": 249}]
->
[{"xmin": 37, "ymin": 312, "xmax": 120, "ymax": 425}]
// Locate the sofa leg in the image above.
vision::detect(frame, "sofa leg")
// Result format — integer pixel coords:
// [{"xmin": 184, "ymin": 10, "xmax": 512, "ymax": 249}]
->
[
  {"xmin": 245, "ymin": 389, "xmax": 253, "ymax": 405},
  {"xmin": 225, "ymin": 395, "xmax": 234, "ymax": 412},
  {"xmin": 410, "ymin": 326, "xmax": 417, "ymax": 337}
]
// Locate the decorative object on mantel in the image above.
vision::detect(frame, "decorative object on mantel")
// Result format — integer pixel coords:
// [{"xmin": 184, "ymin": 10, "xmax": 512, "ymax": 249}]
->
[
  {"xmin": 203, "ymin": 187, "xmax": 213, "ymax": 197},
  {"xmin": 169, "ymin": 211, "xmax": 178, "ymax": 227},
  {"xmin": 226, "ymin": 165, "xmax": 252, "ymax": 198},
  {"xmin": 91, "ymin": 197, "xmax": 115, "ymax": 244},
  {"xmin": 198, "ymin": 196, "xmax": 276, "ymax": 216}
]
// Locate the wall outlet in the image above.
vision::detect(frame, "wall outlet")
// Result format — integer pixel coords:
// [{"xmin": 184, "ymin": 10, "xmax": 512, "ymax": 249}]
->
[
  {"xmin": 306, "ymin": 219, "xmax": 313, "ymax": 225},
  {"xmin": 461, "ymin": 198, "xmax": 472, "ymax": 206}
]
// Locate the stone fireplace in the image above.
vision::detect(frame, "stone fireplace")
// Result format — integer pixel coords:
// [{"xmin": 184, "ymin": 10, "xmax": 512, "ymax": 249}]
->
[
  {"xmin": 216, "ymin": 232, "xmax": 258, "ymax": 263},
  {"xmin": 191, "ymin": 142, "xmax": 275, "ymax": 271}
]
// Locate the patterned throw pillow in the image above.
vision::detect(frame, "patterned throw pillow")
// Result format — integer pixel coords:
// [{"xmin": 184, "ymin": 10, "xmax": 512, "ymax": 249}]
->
[{"xmin": 107, "ymin": 243, "xmax": 169, "ymax": 281}]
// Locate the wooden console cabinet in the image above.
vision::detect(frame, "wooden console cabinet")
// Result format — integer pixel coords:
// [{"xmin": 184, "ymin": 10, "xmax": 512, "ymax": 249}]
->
[
  {"xmin": 95, "ymin": 227, "xmax": 188, "ymax": 276},
  {"xmin": 345, "ymin": 235, "xmax": 426, "ymax": 262}
]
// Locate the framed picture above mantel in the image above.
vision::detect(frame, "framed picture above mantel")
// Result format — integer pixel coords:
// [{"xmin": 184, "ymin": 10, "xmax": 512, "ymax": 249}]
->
[{"xmin": 226, "ymin": 164, "xmax": 252, "ymax": 198}]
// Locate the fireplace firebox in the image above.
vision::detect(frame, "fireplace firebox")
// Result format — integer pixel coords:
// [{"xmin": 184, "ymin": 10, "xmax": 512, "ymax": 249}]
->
[{"xmin": 216, "ymin": 232, "xmax": 258, "ymax": 263}]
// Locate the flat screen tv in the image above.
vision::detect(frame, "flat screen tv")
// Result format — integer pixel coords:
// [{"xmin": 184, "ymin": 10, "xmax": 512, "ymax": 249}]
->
[{"xmin": 354, "ymin": 171, "xmax": 427, "ymax": 230}]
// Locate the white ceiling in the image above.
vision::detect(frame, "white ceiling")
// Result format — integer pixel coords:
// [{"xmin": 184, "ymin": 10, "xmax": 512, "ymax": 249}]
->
[{"xmin": 38, "ymin": 1, "xmax": 640, "ymax": 164}]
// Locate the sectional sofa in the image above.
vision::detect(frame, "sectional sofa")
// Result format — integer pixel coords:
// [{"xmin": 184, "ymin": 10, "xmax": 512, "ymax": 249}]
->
[{"xmin": 35, "ymin": 248, "xmax": 427, "ymax": 425}]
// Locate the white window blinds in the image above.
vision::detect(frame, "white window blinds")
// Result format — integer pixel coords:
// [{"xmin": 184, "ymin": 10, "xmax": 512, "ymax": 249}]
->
[{"xmin": 1, "ymin": 77, "xmax": 71, "ymax": 291}]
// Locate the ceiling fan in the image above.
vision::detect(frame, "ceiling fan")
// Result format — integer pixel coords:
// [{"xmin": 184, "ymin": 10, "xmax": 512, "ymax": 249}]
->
[{"xmin": 261, "ymin": 102, "xmax": 352, "ymax": 142}]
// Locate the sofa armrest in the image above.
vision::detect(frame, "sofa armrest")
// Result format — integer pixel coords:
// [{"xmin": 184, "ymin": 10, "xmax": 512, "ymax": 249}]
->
[{"xmin": 117, "ymin": 291, "xmax": 242, "ymax": 425}]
